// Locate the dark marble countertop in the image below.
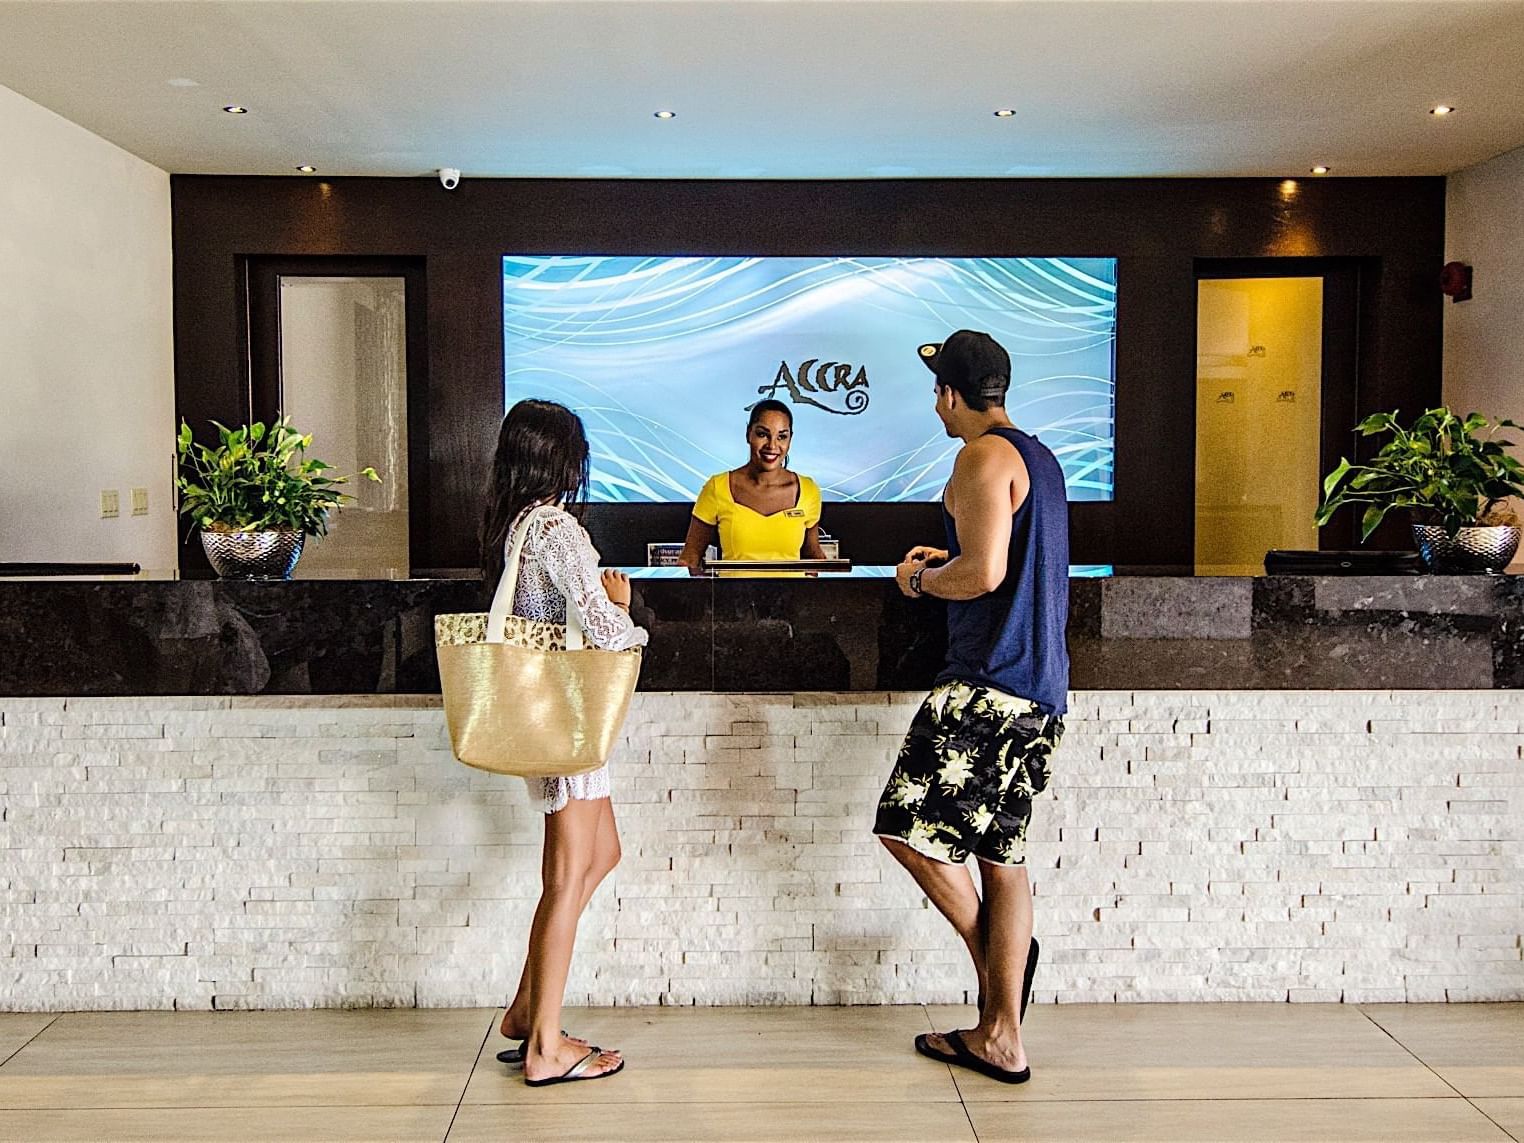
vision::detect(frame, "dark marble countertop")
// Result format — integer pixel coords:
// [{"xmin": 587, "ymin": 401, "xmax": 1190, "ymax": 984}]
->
[{"xmin": 1, "ymin": 573, "xmax": 1519, "ymax": 696}]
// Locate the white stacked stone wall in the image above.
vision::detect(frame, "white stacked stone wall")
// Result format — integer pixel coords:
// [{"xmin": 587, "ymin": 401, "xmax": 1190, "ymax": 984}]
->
[{"xmin": 0, "ymin": 691, "xmax": 1519, "ymax": 1011}]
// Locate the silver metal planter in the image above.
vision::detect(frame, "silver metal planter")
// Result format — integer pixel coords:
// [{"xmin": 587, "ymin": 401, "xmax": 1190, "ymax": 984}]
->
[
  {"xmin": 1411, "ymin": 524, "xmax": 1521, "ymax": 574},
  {"xmin": 201, "ymin": 530, "xmax": 305, "ymax": 579}
]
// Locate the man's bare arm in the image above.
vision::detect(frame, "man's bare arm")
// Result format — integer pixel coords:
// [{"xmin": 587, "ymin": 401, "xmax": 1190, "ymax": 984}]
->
[{"xmin": 918, "ymin": 441, "xmax": 1026, "ymax": 600}]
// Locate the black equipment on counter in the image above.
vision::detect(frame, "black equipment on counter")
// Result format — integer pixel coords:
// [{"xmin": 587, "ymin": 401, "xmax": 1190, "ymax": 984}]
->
[
  {"xmin": 1264, "ymin": 551, "xmax": 1423, "ymax": 575},
  {"xmin": 0, "ymin": 562, "xmax": 142, "ymax": 577}
]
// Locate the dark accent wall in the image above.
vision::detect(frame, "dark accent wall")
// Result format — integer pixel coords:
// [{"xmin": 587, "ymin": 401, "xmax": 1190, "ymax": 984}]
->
[{"xmin": 171, "ymin": 176, "xmax": 1446, "ymax": 572}]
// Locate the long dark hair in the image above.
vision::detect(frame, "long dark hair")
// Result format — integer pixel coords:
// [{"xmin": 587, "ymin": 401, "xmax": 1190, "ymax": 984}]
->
[{"xmin": 479, "ymin": 399, "xmax": 590, "ymax": 583}]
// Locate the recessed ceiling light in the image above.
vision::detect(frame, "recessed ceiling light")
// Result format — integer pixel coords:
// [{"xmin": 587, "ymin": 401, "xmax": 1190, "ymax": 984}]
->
[
  {"xmin": 1310, "ymin": 165, "xmax": 1330, "ymax": 175},
  {"xmin": 653, "ymin": 110, "xmax": 676, "ymax": 120},
  {"xmin": 222, "ymin": 105, "xmax": 248, "ymax": 115},
  {"xmin": 1430, "ymin": 104, "xmax": 1455, "ymax": 116},
  {"xmin": 295, "ymin": 165, "xmax": 316, "ymax": 174},
  {"xmin": 993, "ymin": 108, "xmax": 1017, "ymax": 118},
  {"xmin": 167, "ymin": 77, "xmax": 199, "ymax": 88}
]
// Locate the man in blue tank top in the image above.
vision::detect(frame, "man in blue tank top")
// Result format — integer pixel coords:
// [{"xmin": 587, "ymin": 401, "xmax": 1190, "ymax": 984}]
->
[{"xmin": 874, "ymin": 330, "xmax": 1069, "ymax": 1086}]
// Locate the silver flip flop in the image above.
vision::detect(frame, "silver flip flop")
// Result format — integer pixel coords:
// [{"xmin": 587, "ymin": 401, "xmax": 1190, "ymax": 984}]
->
[{"xmin": 523, "ymin": 1046, "xmax": 625, "ymax": 1088}]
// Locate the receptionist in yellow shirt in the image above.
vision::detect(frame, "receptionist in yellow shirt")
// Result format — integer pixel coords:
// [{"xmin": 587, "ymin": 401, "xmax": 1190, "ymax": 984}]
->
[{"xmin": 678, "ymin": 399, "xmax": 827, "ymax": 575}]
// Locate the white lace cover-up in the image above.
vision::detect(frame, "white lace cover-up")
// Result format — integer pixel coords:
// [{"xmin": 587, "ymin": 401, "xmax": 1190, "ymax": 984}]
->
[{"xmin": 508, "ymin": 507, "xmax": 648, "ymax": 814}]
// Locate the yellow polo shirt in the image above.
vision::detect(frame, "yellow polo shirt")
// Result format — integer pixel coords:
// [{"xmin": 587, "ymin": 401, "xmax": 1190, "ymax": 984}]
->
[{"xmin": 693, "ymin": 472, "xmax": 822, "ymax": 570}]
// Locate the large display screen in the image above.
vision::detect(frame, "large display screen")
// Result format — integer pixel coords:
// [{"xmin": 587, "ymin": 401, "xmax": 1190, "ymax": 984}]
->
[{"xmin": 503, "ymin": 256, "xmax": 1116, "ymax": 503}]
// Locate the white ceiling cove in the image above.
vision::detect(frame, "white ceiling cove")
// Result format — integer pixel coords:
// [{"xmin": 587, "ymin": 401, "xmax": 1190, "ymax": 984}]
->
[{"xmin": 0, "ymin": 0, "xmax": 1522, "ymax": 179}]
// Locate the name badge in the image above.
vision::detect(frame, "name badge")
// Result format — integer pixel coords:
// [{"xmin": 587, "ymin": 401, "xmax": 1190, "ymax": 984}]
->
[{"xmin": 785, "ymin": 509, "xmax": 805, "ymax": 518}]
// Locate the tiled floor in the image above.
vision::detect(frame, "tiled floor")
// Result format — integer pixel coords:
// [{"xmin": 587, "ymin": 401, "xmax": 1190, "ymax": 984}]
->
[{"xmin": 0, "ymin": 1003, "xmax": 1519, "ymax": 1141}]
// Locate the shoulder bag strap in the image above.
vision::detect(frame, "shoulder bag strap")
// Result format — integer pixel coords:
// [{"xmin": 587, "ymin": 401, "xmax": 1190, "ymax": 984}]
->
[{"xmin": 486, "ymin": 504, "xmax": 587, "ymax": 650}]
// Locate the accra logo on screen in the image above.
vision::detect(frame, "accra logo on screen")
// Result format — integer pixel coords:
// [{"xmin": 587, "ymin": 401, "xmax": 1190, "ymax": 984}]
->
[{"xmin": 756, "ymin": 357, "xmax": 870, "ymax": 415}]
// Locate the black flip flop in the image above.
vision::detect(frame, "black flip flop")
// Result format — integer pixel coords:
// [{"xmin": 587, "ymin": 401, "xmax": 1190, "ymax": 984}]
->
[
  {"xmin": 497, "ymin": 1028, "xmax": 576, "ymax": 1066},
  {"xmin": 1023, "ymin": 935, "xmax": 1040, "ymax": 1020},
  {"xmin": 915, "ymin": 1029, "xmax": 1030, "ymax": 1085},
  {"xmin": 495, "ymin": 1042, "xmax": 526, "ymax": 1066},
  {"xmin": 523, "ymin": 1046, "xmax": 625, "ymax": 1088}
]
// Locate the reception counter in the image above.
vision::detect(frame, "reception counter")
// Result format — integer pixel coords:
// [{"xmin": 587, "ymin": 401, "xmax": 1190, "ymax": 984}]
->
[
  {"xmin": 1, "ymin": 571, "xmax": 1521, "ymax": 696},
  {"xmin": 1, "ymin": 572, "xmax": 1519, "ymax": 1012}
]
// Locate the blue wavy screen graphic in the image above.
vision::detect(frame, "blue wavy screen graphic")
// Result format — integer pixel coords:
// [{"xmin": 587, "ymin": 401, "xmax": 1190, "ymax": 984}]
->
[{"xmin": 503, "ymin": 256, "xmax": 1116, "ymax": 503}]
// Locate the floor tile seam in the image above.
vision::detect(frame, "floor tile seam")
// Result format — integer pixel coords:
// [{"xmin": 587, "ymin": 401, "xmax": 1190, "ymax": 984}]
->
[
  {"xmin": 1464, "ymin": 1098, "xmax": 1523, "ymax": 1143},
  {"xmin": 957, "ymin": 1094, "xmax": 1484, "ymax": 1104},
  {"xmin": 456, "ymin": 1095, "xmax": 971, "ymax": 1108},
  {"xmin": 1355, "ymin": 1004, "xmax": 1488, "ymax": 1113},
  {"xmin": 919, "ymin": 1006, "xmax": 984, "ymax": 1110},
  {"xmin": 0, "ymin": 1103, "xmax": 463, "ymax": 1112},
  {"xmin": 0, "ymin": 1095, "xmax": 1488, "ymax": 1112},
  {"xmin": 913, "ymin": 1003, "xmax": 972, "ymax": 1121},
  {"xmin": 959, "ymin": 1092, "xmax": 981, "ymax": 1142},
  {"xmin": 0, "ymin": 1097, "xmax": 1487, "ymax": 1115},
  {"xmin": 442, "ymin": 1012, "xmax": 499, "ymax": 1141},
  {"xmin": 462, "ymin": 1098, "xmax": 1025, "ymax": 1108},
  {"xmin": 0, "ymin": 1093, "xmax": 1473, "ymax": 1111},
  {"xmin": 0, "ymin": 1018, "xmax": 60, "ymax": 1071}
]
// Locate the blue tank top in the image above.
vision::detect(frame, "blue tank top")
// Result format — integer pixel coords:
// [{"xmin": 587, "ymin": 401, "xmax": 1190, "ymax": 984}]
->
[{"xmin": 935, "ymin": 426, "xmax": 1070, "ymax": 715}]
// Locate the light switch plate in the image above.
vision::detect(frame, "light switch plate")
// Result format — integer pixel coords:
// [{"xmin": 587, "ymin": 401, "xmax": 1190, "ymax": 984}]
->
[
  {"xmin": 130, "ymin": 488, "xmax": 149, "ymax": 516},
  {"xmin": 100, "ymin": 489, "xmax": 120, "ymax": 519}
]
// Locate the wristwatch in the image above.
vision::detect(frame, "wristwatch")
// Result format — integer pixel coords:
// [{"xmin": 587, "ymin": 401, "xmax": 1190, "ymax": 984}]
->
[{"xmin": 908, "ymin": 566, "xmax": 926, "ymax": 597}]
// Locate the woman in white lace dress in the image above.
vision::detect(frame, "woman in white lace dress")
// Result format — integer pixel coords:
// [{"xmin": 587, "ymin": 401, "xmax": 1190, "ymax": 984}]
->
[{"xmin": 479, "ymin": 400, "xmax": 647, "ymax": 1087}]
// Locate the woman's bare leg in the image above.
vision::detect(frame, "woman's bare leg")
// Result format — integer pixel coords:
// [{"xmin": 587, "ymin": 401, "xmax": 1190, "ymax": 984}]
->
[
  {"xmin": 522, "ymin": 797, "xmax": 621, "ymax": 1082},
  {"xmin": 588, "ymin": 797, "xmax": 622, "ymax": 896},
  {"xmin": 501, "ymin": 798, "xmax": 621, "ymax": 1039}
]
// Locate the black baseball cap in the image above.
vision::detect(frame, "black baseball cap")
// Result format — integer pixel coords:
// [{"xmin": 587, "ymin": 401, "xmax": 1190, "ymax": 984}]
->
[{"xmin": 917, "ymin": 330, "xmax": 1011, "ymax": 401}]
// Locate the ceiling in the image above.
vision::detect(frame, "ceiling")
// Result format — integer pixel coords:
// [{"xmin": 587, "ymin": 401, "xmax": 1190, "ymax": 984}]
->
[{"xmin": 1, "ymin": 0, "xmax": 1522, "ymax": 179}]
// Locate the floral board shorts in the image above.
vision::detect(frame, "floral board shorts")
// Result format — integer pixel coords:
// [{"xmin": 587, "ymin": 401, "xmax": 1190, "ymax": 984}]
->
[{"xmin": 873, "ymin": 680, "xmax": 1063, "ymax": 867}]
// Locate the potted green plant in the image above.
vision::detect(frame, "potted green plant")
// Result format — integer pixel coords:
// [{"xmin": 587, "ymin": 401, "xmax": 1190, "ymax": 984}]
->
[
  {"xmin": 1316, "ymin": 407, "xmax": 1524, "ymax": 573},
  {"xmin": 176, "ymin": 417, "xmax": 381, "ymax": 579}
]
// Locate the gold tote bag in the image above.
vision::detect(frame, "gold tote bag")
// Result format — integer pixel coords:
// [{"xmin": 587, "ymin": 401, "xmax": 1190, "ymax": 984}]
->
[{"xmin": 434, "ymin": 505, "xmax": 642, "ymax": 777}]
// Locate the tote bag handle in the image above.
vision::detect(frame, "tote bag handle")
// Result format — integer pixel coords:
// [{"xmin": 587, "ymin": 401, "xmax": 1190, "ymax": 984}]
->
[{"xmin": 485, "ymin": 504, "xmax": 586, "ymax": 651}]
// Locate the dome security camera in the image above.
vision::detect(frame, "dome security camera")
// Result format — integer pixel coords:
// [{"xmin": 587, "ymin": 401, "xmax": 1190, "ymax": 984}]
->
[{"xmin": 438, "ymin": 168, "xmax": 461, "ymax": 190}]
